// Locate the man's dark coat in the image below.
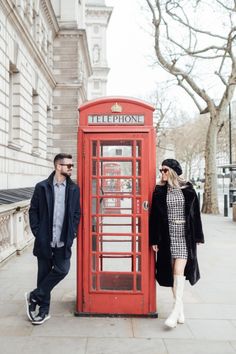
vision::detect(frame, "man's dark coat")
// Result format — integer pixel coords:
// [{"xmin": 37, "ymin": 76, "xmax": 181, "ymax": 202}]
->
[
  {"xmin": 29, "ymin": 171, "xmax": 81, "ymax": 259},
  {"xmin": 149, "ymin": 183, "xmax": 204, "ymax": 287}
]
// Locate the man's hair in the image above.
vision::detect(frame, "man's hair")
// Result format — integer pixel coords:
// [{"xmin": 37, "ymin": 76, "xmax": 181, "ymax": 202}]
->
[{"xmin": 54, "ymin": 153, "xmax": 72, "ymax": 167}]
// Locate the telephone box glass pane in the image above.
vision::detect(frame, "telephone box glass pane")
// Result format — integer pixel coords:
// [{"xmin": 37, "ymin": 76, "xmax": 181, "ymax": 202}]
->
[
  {"xmin": 100, "ymin": 162, "xmax": 132, "ymax": 176},
  {"xmin": 136, "ymin": 255, "xmax": 141, "ymax": 272},
  {"xmin": 92, "ymin": 161, "xmax": 97, "ymax": 175},
  {"xmin": 92, "ymin": 254, "xmax": 96, "ymax": 271},
  {"xmin": 101, "ymin": 178, "xmax": 133, "ymax": 194},
  {"xmin": 92, "ymin": 274, "xmax": 96, "ymax": 290},
  {"xmin": 100, "ymin": 141, "xmax": 132, "ymax": 157},
  {"xmin": 92, "ymin": 179, "xmax": 97, "ymax": 195},
  {"xmin": 136, "ymin": 217, "xmax": 141, "ymax": 233},
  {"xmin": 99, "ymin": 274, "xmax": 133, "ymax": 291},
  {"xmin": 136, "ymin": 274, "xmax": 141, "ymax": 291},
  {"xmin": 136, "ymin": 179, "xmax": 141, "ymax": 195},
  {"xmin": 136, "ymin": 236, "xmax": 141, "ymax": 252},
  {"xmin": 136, "ymin": 141, "xmax": 141, "ymax": 157},
  {"xmin": 92, "ymin": 217, "xmax": 97, "ymax": 232},
  {"xmin": 99, "ymin": 216, "xmax": 132, "ymax": 233},
  {"xmin": 136, "ymin": 161, "xmax": 141, "ymax": 176},
  {"xmin": 99, "ymin": 198, "xmax": 132, "ymax": 214},
  {"xmin": 98, "ymin": 235, "xmax": 133, "ymax": 253},
  {"xmin": 99, "ymin": 255, "xmax": 132, "ymax": 271},
  {"xmin": 92, "ymin": 198, "xmax": 97, "ymax": 214},
  {"xmin": 92, "ymin": 142, "xmax": 97, "ymax": 157},
  {"xmin": 92, "ymin": 234, "xmax": 97, "ymax": 251}
]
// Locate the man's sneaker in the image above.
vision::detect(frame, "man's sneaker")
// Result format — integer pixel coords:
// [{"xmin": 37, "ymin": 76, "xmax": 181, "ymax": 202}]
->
[
  {"xmin": 24, "ymin": 292, "xmax": 37, "ymax": 321},
  {"xmin": 31, "ymin": 312, "xmax": 51, "ymax": 325}
]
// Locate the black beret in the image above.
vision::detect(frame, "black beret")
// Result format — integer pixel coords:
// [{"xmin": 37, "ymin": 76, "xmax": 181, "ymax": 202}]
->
[{"xmin": 162, "ymin": 158, "xmax": 183, "ymax": 176}]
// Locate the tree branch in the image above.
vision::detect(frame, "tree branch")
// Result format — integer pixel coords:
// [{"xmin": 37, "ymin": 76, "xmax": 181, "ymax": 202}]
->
[
  {"xmin": 215, "ymin": 0, "xmax": 236, "ymax": 11},
  {"xmin": 176, "ymin": 76, "xmax": 203, "ymax": 111},
  {"xmin": 218, "ymin": 61, "xmax": 236, "ymax": 113},
  {"xmin": 165, "ymin": 1, "xmax": 228, "ymax": 40},
  {"xmin": 215, "ymin": 71, "xmax": 228, "ymax": 86},
  {"xmin": 147, "ymin": 0, "xmax": 214, "ymax": 109}
]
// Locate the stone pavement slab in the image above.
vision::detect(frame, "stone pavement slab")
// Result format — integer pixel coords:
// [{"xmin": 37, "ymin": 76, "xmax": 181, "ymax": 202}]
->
[
  {"xmin": 163, "ymin": 339, "xmax": 236, "ymax": 354},
  {"xmin": 30, "ymin": 317, "xmax": 133, "ymax": 338},
  {"xmin": 86, "ymin": 338, "xmax": 167, "ymax": 354},
  {"xmin": 0, "ymin": 337, "xmax": 87, "ymax": 354}
]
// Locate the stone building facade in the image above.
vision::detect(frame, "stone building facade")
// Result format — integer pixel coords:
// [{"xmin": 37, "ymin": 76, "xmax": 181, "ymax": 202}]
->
[
  {"xmin": 86, "ymin": 0, "xmax": 112, "ymax": 99},
  {"xmin": 0, "ymin": 0, "xmax": 112, "ymax": 188}
]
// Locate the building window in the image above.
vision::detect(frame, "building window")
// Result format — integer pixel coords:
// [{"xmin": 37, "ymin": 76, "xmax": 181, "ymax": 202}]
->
[
  {"xmin": 46, "ymin": 105, "xmax": 53, "ymax": 160},
  {"xmin": 32, "ymin": 89, "xmax": 41, "ymax": 156},
  {"xmin": 8, "ymin": 63, "xmax": 22, "ymax": 150}
]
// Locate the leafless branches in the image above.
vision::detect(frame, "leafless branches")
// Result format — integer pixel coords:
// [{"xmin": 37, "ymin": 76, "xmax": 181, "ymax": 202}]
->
[{"xmin": 145, "ymin": 0, "xmax": 236, "ymax": 116}]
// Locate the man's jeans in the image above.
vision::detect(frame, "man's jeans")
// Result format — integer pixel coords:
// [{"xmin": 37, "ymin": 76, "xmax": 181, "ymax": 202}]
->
[{"xmin": 31, "ymin": 247, "xmax": 70, "ymax": 314}]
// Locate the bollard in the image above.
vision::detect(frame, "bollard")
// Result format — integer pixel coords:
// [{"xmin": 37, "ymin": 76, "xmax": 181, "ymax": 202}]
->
[
  {"xmin": 224, "ymin": 194, "xmax": 228, "ymax": 217},
  {"xmin": 233, "ymin": 202, "xmax": 236, "ymax": 222}
]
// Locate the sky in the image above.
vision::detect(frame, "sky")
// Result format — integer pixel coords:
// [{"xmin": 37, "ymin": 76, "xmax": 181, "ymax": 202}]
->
[
  {"xmin": 105, "ymin": 0, "xmax": 236, "ymax": 117},
  {"xmin": 105, "ymin": 0, "xmax": 198, "ymax": 114},
  {"xmin": 105, "ymin": 0, "xmax": 158, "ymax": 98}
]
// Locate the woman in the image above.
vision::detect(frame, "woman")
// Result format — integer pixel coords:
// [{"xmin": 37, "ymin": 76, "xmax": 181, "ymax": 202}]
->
[{"xmin": 149, "ymin": 158, "xmax": 204, "ymax": 328}]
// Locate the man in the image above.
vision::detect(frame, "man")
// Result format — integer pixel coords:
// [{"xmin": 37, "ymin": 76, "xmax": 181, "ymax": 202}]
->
[{"xmin": 25, "ymin": 153, "xmax": 80, "ymax": 325}]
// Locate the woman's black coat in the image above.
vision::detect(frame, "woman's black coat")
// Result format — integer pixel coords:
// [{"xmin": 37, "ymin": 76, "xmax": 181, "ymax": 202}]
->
[
  {"xmin": 29, "ymin": 171, "xmax": 81, "ymax": 259},
  {"xmin": 149, "ymin": 183, "xmax": 204, "ymax": 287}
]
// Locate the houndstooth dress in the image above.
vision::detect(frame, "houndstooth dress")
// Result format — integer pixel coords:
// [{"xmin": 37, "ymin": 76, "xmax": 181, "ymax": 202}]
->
[{"xmin": 166, "ymin": 186, "xmax": 188, "ymax": 259}]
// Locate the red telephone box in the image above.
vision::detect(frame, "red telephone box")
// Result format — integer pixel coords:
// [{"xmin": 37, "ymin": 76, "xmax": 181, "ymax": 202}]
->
[{"xmin": 76, "ymin": 97, "xmax": 157, "ymax": 316}]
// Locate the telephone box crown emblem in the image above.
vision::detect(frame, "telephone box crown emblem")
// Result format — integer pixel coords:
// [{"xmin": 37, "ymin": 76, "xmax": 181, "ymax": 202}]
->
[{"xmin": 111, "ymin": 102, "xmax": 122, "ymax": 113}]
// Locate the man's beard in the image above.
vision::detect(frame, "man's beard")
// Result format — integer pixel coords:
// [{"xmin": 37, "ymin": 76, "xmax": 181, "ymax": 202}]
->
[{"xmin": 61, "ymin": 171, "xmax": 72, "ymax": 178}]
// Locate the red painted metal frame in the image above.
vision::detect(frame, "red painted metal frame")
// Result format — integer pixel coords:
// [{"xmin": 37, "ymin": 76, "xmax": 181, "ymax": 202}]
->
[{"xmin": 76, "ymin": 97, "xmax": 156, "ymax": 316}]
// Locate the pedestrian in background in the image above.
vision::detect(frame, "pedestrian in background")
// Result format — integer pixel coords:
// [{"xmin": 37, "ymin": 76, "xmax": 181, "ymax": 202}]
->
[
  {"xmin": 25, "ymin": 153, "xmax": 81, "ymax": 325},
  {"xmin": 149, "ymin": 158, "xmax": 204, "ymax": 328}
]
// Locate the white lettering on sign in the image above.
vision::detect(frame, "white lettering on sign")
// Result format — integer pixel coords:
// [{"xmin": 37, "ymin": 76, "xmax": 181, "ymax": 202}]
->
[{"xmin": 88, "ymin": 115, "xmax": 145, "ymax": 125}]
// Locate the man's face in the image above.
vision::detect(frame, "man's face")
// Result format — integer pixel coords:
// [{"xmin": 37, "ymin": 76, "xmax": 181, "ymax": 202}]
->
[{"xmin": 56, "ymin": 158, "xmax": 74, "ymax": 177}]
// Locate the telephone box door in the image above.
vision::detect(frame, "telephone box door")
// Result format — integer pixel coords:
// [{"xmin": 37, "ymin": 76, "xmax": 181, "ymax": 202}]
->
[{"xmin": 82, "ymin": 133, "xmax": 150, "ymax": 315}]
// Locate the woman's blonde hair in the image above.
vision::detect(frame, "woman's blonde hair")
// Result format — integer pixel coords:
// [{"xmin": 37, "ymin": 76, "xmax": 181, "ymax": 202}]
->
[{"xmin": 158, "ymin": 167, "xmax": 187, "ymax": 188}]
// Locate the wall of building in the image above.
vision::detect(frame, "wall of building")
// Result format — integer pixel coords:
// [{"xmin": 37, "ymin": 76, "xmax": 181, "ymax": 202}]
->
[
  {"xmin": 0, "ymin": 0, "xmax": 112, "ymax": 188},
  {"xmin": 86, "ymin": 1, "xmax": 112, "ymax": 99},
  {"xmin": 0, "ymin": 0, "xmax": 58, "ymax": 188}
]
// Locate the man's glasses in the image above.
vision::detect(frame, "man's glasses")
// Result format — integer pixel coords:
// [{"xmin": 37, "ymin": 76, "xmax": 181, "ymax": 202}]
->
[
  {"xmin": 159, "ymin": 168, "xmax": 169, "ymax": 174},
  {"xmin": 60, "ymin": 164, "xmax": 74, "ymax": 169}
]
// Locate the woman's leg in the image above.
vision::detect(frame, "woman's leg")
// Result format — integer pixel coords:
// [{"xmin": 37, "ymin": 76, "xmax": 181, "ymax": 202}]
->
[
  {"xmin": 173, "ymin": 258, "xmax": 187, "ymax": 276},
  {"xmin": 165, "ymin": 258, "xmax": 187, "ymax": 328},
  {"xmin": 172, "ymin": 258, "xmax": 187, "ymax": 323}
]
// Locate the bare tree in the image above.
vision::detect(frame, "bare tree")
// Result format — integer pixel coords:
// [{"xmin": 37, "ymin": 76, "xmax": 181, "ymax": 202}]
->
[
  {"xmin": 167, "ymin": 115, "xmax": 208, "ymax": 179},
  {"xmin": 146, "ymin": 89, "xmax": 176, "ymax": 165},
  {"xmin": 145, "ymin": 0, "xmax": 236, "ymax": 213}
]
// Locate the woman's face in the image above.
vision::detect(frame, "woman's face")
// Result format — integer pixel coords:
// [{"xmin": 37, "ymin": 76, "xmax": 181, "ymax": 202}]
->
[{"xmin": 159, "ymin": 165, "xmax": 170, "ymax": 182}]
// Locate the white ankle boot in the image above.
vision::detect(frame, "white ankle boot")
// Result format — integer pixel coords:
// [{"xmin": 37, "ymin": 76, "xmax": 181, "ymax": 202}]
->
[{"xmin": 165, "ymin": 275, "xmax": 185, "ymax": 328}]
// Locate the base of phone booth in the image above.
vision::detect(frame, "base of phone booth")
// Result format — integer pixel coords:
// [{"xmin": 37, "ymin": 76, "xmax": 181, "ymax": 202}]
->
[{"xmin": 74, "ymin": 310, "xmax": 158, "ymax": 318}]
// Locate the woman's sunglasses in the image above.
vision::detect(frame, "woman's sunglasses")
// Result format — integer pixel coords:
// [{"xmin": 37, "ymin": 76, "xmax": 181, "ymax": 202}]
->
[{"xmin": 159, "ymin": 168, "xmax": 169, "ymax": 174}]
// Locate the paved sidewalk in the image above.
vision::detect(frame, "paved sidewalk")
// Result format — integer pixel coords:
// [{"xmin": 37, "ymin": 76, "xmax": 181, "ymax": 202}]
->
[{"xmin": 0, "ymin": 214, "xmax": 236, "ymax": 354}]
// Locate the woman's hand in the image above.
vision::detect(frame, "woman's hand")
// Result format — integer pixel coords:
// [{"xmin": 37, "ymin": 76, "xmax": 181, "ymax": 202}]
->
[{"xmin": 152, "ymin": 245, "xmax": 159, "ymax": 252}]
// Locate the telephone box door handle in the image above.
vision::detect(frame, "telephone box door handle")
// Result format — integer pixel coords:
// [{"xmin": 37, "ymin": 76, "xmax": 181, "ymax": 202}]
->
[{"xmin": 142, "ymin": 201, "xmax": 149, "ymax": 211}]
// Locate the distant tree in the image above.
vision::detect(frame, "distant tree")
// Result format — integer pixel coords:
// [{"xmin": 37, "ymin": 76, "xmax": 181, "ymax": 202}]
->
[
  {"xmin": 146, "ymin": 89, "xmax": 176, "ymax": 165},
  {"xmin": 145, "ymin": 0, "xmax": 236, "ymax": 213},
  {"xmin": 167, "ymin": 115, "xmax": 208, "ymax": 179}
]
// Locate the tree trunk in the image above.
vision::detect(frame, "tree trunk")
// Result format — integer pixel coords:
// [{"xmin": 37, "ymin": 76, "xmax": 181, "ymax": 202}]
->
[{"xmin": 202, "ymin": 115, "xmax": 219, "ymax": 214}]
